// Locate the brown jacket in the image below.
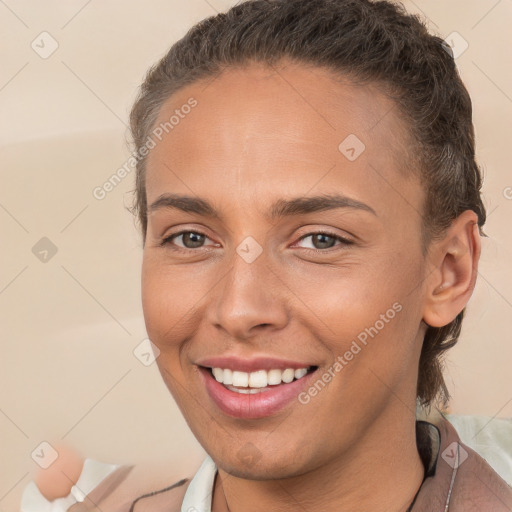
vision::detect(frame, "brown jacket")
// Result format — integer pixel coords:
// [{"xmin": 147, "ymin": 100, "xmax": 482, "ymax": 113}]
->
[
  {"xmin": 69, "ymin": 415, "xmax": 512, "ymax": 512},
  {"xmin": 413, "ymin": 415, "xmax": 512, "ymax": 511}
]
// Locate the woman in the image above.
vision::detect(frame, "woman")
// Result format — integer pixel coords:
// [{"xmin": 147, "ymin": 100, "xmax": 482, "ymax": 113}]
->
[{"xmin": 20, "ymin": 0, "xmax": 512, "ymax": 510}]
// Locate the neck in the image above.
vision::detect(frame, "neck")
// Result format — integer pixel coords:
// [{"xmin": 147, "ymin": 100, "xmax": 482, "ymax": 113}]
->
[{"xmin": 212, "ymin": 404, "xmax": 425, "ymax": 512}]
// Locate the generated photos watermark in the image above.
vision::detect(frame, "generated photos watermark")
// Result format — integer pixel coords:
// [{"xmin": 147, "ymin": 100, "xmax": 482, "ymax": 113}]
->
[
  {"xmin": 92, "ymin": 97, "xmax": 198, "ymax": 201},
  {"xmin": 298, "ymin": 301, "xmax": 403, "ymax": 404}
]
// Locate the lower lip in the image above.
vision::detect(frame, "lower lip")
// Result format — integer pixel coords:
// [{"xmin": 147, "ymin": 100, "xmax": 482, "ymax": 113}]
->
[{"xmin": 199, "ymin": 366, "xmax": 317, "ymax": 419}]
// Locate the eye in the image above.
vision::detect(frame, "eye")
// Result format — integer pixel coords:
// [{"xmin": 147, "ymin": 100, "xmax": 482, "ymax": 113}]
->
[
  {"xmin": 160, "ymin": 230, "xmax": 216, "ymax": 250},
  {"xmin": 294, "ymin": 231, "xmax": 354, "ymax": 251}
]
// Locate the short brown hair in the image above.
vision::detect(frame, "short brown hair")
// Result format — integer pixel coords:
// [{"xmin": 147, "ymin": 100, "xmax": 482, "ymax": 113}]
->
[{"xmin": 129, "ymin": 0, "xmax": 486, "ymax": 406}]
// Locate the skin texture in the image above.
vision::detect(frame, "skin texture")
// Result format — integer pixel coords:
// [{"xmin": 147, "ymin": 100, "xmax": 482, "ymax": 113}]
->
[{"xmin": 139, "ymin": 61, "xmax": 481, "ymax": 512}]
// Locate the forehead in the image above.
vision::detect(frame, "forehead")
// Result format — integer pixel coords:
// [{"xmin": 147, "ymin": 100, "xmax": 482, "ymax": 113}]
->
[{"xmin": 145, "ymin": 61, "xmax": 421, "ymax": 221}]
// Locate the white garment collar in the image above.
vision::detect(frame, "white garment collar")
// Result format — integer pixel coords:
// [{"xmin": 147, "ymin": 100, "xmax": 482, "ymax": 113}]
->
[{"xmin": 181, "ymin": 455, "xmax": 218, "ymax": 512}]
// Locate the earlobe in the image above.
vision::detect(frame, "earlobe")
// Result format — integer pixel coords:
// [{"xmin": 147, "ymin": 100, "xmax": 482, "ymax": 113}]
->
[{"xmin": 422, "ymin": 211, "xmax": 481, "ymax": 328}]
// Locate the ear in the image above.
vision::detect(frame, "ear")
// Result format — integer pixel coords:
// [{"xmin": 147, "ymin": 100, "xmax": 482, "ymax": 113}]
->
[{"xmin": 422, "ymin": 210, "xmax": 481, "ymax": 328}]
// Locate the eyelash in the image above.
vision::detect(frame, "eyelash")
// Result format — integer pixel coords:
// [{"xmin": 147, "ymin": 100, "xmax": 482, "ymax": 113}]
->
[{"xmin": 159, "ymin": 230, "xmax": 354, "ymax": 253}]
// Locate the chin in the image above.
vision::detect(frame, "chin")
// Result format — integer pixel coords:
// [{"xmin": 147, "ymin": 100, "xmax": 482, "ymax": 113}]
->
[
  {"xmin": 218, "ymin": 461, "xmax": 301, "ymax": 481},
  {"xmin": 212, "ymin": 448, "xmax": 317, "ymax": 481}
]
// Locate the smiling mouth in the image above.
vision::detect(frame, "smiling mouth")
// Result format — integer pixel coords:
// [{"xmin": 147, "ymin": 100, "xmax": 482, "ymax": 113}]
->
[{"xmin": 205, "ymin": 366, "xmax": 318, "ymax": 394}]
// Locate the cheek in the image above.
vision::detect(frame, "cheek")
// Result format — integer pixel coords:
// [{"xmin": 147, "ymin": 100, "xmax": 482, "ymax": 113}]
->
[
  {"xmin": 336, "ymin": 268, "xmax": 423, "ymax": 391},
  {"xmin": 141, "ymin": 260, "xmax": 164, "ymax": 337},
  {"xmin": 141, "ymin": 258, "xmax": 188, "ymax": 350},
  {"xmin": 307, "ymin": 252, "xmax": 422, "ymax": 367},
  {"xmin": 293, "ymin": 260, "xmax": 404, "ymax": 335},
  {"xmin": 141, "ymin": 256, "xmax": 218, "ymax": 364}
]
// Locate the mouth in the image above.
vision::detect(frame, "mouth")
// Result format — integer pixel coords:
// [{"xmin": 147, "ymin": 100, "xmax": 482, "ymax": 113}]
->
[
  {"xmin": 209, "ymin": 366, "xmax": 317, "ymax": 393},
  {"xmin": 197, "ymin": 363, "xmax": 319, "ymax": 419}
]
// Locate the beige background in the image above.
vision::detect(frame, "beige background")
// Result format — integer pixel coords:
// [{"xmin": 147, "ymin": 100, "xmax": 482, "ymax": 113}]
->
[{"xmin": 1, "ymin": 1, "xmax": 511, "ymax": 510}]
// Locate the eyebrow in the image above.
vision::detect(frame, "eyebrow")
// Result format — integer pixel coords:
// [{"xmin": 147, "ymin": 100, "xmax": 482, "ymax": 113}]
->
[{"xmin": 148, "ymin": 193, "xmax": 377, "ymax": 220}]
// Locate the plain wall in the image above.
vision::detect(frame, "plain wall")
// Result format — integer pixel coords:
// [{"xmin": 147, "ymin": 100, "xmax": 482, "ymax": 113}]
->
[{"xmin": 1, "ymin": 1, "xmax": 511, "ymax": 510}]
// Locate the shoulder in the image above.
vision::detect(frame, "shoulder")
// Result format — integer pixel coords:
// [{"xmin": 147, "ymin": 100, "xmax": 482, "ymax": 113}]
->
[
  {"xmin": 422, "ymin": 412, "xmax": 512, "ymax": 511},
  {"xmin": 451, "ymin": 439, "xmax": 512, "ymax": 511}
]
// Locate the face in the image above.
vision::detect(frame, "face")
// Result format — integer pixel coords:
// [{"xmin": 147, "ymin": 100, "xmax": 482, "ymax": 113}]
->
[{"xmin": 141, "ymin": 61, "xmax": 429, "ymax": 479}]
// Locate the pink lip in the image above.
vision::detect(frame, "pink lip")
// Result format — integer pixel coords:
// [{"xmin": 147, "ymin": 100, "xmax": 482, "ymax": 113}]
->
[
  {"xmin": 198, "ymin": 366, "xmax": 318, "ymax": 419},
  {"xmin": 196, "ymin": 355, "xmax": 314, "ymax": 372}
]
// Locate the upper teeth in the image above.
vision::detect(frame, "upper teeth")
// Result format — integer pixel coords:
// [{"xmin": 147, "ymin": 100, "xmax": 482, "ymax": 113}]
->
[{"xmin": 212, "ymin": 367, "xmax": 309, "ymax": 388}]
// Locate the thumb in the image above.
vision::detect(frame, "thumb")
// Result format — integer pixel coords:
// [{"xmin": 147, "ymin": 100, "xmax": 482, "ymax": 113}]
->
[{"xmin": 33, "ymin": 441, "xmax": 84, "ymax": 501}]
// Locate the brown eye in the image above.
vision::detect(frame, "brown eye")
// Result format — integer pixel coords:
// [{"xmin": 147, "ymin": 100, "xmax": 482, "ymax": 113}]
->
[
  {"xmin": 296, "ymin": 232, "xmax": 353, "ymax": 251},
  {"xmin": 179, "ymin": 232, "xmax": 206, "ymax": 248},
  {"xmin": 311, "ymin": 233, "xmax": 337, "ymax": 249},
  {"xmin": 161, "ymin": 231, "xmax": 210, "ymax": 249}
]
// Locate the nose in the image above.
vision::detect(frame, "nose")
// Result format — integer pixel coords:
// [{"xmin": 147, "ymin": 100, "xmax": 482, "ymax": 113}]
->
[{"xmin": 208, "ymin": 249, "xmax": 290, "ymax": 341}]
